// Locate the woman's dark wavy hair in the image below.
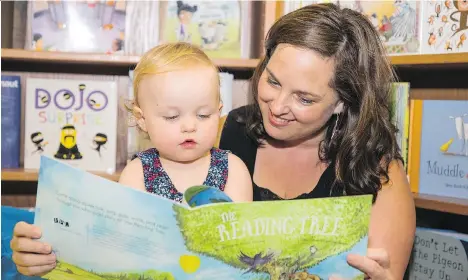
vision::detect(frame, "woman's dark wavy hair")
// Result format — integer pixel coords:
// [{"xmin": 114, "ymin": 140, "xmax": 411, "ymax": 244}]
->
[{"xmin": 241, "ymin": 3, "xmax": 402, "ymax": 202}]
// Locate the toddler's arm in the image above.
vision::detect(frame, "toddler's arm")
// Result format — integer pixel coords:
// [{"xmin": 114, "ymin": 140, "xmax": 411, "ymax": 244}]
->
[
  {"xmin": 223, "ymin": 154, "xmax": 253, "ymax": 202},
  {"xmin": 118, "ymin": 158, "xmax": 146, "ymax": 192}
]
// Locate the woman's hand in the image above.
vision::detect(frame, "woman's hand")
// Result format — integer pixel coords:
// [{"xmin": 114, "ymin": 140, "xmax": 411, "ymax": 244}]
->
[
  {"xmin": 328, "ymin": 248, "xmax": 393, "ymax": 280},
  {"xmin": 10, "ymin": 221, "xmax": 56, "ymax": 276},
  {"xmin": 347, "ymin": 248, "xmax": 393, "ymax": 280}
]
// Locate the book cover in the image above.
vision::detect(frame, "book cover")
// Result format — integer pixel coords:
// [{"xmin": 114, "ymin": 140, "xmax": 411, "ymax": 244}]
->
[
  {"xmin": 357, "ymin": 1, "xmax": 421, "ymax": 55},
  {"xmin": 159, "ymin": 1, "xmax": 244, "ymax": 59},
  {"xmin": 1, "ymin": 206, "xmax": 41, "ymax": 280},
  {"xmin": 409, "ymin": 99, "xmax": 468, "ymax": 198},
  {"xmin": 1, "ymin": 75, "xmax": 21, "ymax": 168},
  {"xmin": 24, "ymin": 78, "xmax": 118, "ymax": 173},
  {"xmin": 421, "ymin": 0, "xmax": 468, "ymax": 54},
  {"xmin": 281, "ymin": 1, "xmax": 421, "ymax": 55},
  {"xmin": 30, "ymin": 0, "xmax": 126, "ymax": 54},
  {"xmin": 34, "ymin": 156, "xmax": 372, "ymax": 280},
  {"xmin": 407, "ymin": 227, "xmax": 468, "ymax": 280}
]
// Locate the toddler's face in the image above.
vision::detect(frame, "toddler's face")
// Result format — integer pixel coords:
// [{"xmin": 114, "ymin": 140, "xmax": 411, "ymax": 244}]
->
[{"xmin": 137, "ymin": 66, "xmax": 221, "ymax": 162}]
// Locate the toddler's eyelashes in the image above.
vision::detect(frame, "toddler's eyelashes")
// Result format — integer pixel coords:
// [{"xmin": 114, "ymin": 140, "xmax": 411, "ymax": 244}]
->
[{"xmin": 164, "ymin": 115, "xmax": 179, "ymax": 120}]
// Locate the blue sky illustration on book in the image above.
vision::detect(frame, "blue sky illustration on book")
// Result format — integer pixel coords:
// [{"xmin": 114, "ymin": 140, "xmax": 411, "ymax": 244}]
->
[
  {"xmin": 35, "ymin": 156, "xmax": 366, "ymax": 280},
  {"xmin": 419, "ymin": 100, "xmax": 468, "ymax": 198}
]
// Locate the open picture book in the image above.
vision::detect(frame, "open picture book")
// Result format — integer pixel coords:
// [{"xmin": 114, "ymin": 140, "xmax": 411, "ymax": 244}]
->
[{"xmin": 34, "ymin": 156, "xmax": 372, "ymax": 280}]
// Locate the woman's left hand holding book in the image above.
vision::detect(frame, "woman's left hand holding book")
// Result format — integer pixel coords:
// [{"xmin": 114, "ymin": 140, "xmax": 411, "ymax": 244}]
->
[{"xmin": 10, "ymin": 221, "xmax": 57, "ymax": 276}]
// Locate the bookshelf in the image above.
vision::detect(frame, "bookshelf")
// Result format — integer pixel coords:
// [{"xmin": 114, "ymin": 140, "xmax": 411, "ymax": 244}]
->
[
  {"xmin": 413, "ymin": 194, "xmax": 468, "ymax": 216},
  {"xmin": 1, "ymin": 0, "xmax": 468, "ymax": 219},
  {"xmin": 389, "ymin": 53, "xmax": 468, "ymax": 66},
  {"xmin": 2, "ymin": 48, "xmax": 468, "ymax": 215},
  {"xmin": 1, "ymin": 167, "xmax": 122, "ymax": 183},
  {"xmin": 3, "ymin": 48, "xmax": 468, "ymax": 69},
  {"xmin": 1, "ymin": 49, "xmax": 259, "ymax": 70}
]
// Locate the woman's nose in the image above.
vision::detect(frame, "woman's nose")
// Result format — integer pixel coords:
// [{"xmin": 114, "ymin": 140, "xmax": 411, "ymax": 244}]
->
[{"xmin": 270, "ymin": 92, "xmax": 291, "ymax": 115}]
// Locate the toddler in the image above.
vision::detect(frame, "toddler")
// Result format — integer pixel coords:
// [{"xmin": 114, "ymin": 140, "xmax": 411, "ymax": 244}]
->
[
  {"xmin": 120, "ymin": 42, "xmax": 252, "ymax": 203},
  {"xmin": 8, "ymin": 42, "xmax": 252, "ymax": 278}
]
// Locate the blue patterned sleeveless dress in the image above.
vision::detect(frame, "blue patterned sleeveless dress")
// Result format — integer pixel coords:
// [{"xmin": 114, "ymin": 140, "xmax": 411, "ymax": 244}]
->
[{"xmin": 132, "ymin": 148, "xmax": 229, "ymax": 203}]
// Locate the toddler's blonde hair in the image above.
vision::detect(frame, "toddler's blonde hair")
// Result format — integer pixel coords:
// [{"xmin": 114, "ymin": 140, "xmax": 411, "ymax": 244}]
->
[
  {"xmin": 131, "ymin": 42, "xmax": 220, "ymax": 111},
  {"xmin": 125, "ymin": 42, "xmax": 220, "ymax": 151}
]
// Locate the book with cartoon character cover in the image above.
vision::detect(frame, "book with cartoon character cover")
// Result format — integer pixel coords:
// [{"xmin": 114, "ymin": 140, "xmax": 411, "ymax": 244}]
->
[
  {"xmin": 281, "ymin": 1, "xmax": 422, "ymax": 56},
  {"xmin": 28, "ymin": 0, "xmax": 126, "ymax": 54},
  {"xmin": 23, "ymin": 78, "xmax": 118, "ymax": 173},
  {"xmin": 34, "ymin": 156, "xmax": 372, "ymax": 280},
  {"xmin": 421, "ymin": 0, "xmax": 468, "ymax": 54},
  {"xmin": 158, "ymin": 0, "xmax": 253, "ymax": 59},
  {"xmin": 408, "ymin": 99, "xmax": 468, "ymax": 199}
]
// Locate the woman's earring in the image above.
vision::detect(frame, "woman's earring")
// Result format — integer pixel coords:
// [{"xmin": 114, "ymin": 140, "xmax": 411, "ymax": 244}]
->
[{"xmin": 331, "ymin": 113, "xmax": 340, "ymax": 142}]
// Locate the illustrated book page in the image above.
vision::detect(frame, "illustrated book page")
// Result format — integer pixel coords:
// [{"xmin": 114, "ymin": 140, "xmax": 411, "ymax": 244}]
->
[{"xmin": 34, "ymin": 156, "xmax": 372, "ymax": 280}]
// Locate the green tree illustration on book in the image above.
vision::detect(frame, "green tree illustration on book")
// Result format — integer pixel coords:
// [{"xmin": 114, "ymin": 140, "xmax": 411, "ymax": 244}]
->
[{"xmin": 173, "ymin": 194, "xmax": 371, "ymax": 280}]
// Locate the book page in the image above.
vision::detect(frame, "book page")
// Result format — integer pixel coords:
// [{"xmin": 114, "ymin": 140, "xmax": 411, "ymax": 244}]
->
[
  {"xmin": 34, "ymin": 156, "xmax": 188, "ymax": 279},
  {"xmin": 35, "ymin": 156, "xmax": 372, "ymax": 280}
]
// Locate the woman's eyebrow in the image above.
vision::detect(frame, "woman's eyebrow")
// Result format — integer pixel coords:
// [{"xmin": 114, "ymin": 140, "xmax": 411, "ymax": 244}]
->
[
  {"xmin": 266, "ymin": 67, "xmax": 321, "ymax": 98},
  {"xmin": 265, "ymin": 67, "xmax": 280, "ymax": 82}
]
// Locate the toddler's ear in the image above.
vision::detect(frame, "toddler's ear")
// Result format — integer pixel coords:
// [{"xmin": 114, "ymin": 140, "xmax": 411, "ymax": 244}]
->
[
  {"xmin": 133, "ymin": 106, "xmax": 147, "ymax": 132},
  {"xmin": 218, "ymin": 101, "xmax": 223, "ymax": 114}
]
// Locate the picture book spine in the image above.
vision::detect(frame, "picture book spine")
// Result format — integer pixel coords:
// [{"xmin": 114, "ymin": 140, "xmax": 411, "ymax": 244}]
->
[
  {"xmin": 1, "ymin": 75, "xmax": 22, "ymax": 168},
  {"xmin": 408, "ymin": 99, "xmax": 423, "ymax": 193},
  {"xmin": 402, "ymin": 84, "xmax": 411, "ymax": 172}
]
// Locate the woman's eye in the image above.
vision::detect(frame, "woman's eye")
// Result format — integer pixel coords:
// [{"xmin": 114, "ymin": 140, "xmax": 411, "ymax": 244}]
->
[
  {"xmin": 267, "ymin": 77, "xmax": 280, "ymax": 87},
  {"xmin": 299, "ymin": 97, "xmax": 313, "ymax": 105},
  {"xmin": 198, "ymin": 114, "xmax": 211, "ymax": 119},
  {"xmin": 163, "ymin": 115, "xmax": 179, "ymax": 120}
]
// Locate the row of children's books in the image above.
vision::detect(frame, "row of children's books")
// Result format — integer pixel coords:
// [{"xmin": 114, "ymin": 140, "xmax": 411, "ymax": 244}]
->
[
  {"xmin": 282, "ymin": 0, "xmax": 468, "ymax": 55},
  {"xmin": 3, "ymin": 72, "xmax": 466, "ymax": 201},
  {"xmin": 391, "ymin": 82, "xmax": 468, "ymax": 200},
  {"xmin": 0, "ymin": 71, "xmax": 236, "ymax": 173},
  {"xmin": 10, "ymin": 1, "xmax": 468, "ymax": 57},
  {"xmin": 11, "ymin": 0, "xmax": 253, "ymax": 59}
]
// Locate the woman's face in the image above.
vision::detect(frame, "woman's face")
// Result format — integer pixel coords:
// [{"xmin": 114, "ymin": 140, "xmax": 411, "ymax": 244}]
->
[{"xmin": 257, "ymin": 43, "xmax": 342, "ymax": 144}]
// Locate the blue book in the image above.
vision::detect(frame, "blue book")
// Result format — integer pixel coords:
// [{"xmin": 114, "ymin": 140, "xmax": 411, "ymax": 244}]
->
[
  {"xmin": 1, "ymin": 206, "xmax": 41, "ymax": 280},
  {"xmin": 1, "ymin": 75, "xmax": 21, "ymax": 168},
  {"xmin": 409, "ymin": 99, "xmax": 468, "ymax": 199}
]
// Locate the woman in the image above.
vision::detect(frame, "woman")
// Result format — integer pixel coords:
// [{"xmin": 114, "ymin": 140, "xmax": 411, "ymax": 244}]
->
[
  {"xmin": 10, "ymin": 3, "xmax": 415, "ymax": 279},
  {"xmin": 219, "ymin": 3, "xmax": 415, "ymax": 279}
]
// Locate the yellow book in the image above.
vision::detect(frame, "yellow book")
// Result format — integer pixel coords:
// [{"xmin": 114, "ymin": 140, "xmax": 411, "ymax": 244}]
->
[{"xmin": 408, "ymin": 99, "xmax": 423, "ymax": 193}]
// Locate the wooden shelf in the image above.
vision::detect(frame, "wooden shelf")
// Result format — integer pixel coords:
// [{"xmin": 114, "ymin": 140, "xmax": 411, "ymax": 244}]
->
[
  {"xmin": 3, "ymin": 49, "xmax": 468, "ymax": 69},
  {"xmin": 1, "ymin": 167, "xmax": 122, "ymax": 182},
  {"xmin": 1, "ymin": 48, "xmax": 259, "ymax": 70},
  {"xmin": 390, "ymin": 53, "xmax": 468, "ymax": 66},
  {"xmin": 413, "ymin": 193, "xmax": 468, "ymax": 216}
]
